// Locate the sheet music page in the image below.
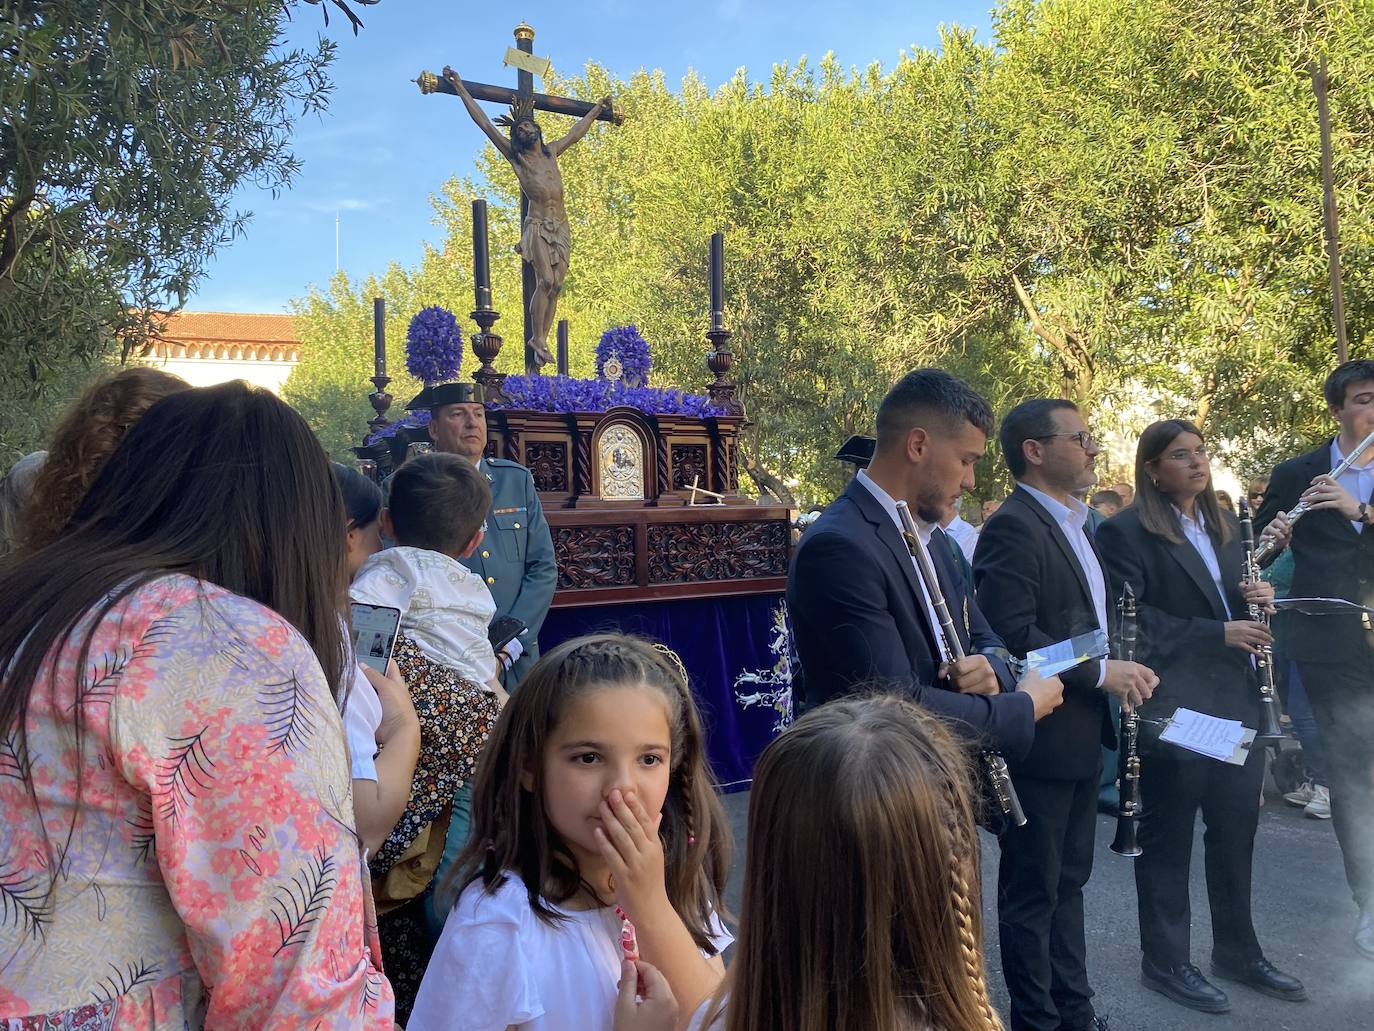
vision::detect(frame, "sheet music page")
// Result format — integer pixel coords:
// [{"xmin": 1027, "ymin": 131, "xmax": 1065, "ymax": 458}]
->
[
  {"xmin": 1272, "ymin": 597, "xmax": 1374, "ymax": 617},
  {"xmin": 1024, "ymin": 629, "xmax": 1110, "ymax": 678},
  {"xmin": 1159, "ymin": 707, "xmax": 1247, "ymax": 762}
]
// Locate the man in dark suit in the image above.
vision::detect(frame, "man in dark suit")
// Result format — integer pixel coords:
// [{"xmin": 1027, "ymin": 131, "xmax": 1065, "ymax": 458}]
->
[
  {"xmin": 974, "ymin": 399, "xmax": 1158, "ymax": 1031},
  {"xmin": 787, "ymin": 368, "xmax": 1064, "ymax": 760},
  {"xmin": 1256, "ymin": 359, "xmax": 1374, "ymax": 961}
]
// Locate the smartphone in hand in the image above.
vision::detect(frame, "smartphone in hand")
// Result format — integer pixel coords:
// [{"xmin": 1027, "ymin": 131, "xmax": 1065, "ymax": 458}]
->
[{"xmin": 349, "ymin": 602, "xmax": 402, "ymax": 673}]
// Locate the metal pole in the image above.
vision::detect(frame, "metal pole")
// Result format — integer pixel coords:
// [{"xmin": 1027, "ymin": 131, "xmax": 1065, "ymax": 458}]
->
[{"xmin": 1311, "ymin": 55, "xmax": 1348, "ymax": 363}]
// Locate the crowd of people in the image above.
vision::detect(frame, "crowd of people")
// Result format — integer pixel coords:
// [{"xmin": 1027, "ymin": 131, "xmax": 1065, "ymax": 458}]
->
[
  {"xmin": 0, "ymin": 358, "xmax": 1369, "ymax": 1030},
  {"xmin": 788, "ymin": 363, "xmax": 1374, "ymax": 1029}
]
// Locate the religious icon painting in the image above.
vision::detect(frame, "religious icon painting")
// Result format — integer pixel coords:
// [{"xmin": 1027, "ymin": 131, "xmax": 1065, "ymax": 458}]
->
[{"xmin": 597, "ymin": 424, "xmax": 645, "ymax": 500}]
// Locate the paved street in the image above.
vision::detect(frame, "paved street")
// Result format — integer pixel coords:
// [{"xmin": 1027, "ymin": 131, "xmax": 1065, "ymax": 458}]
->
[{"xmin": 720, "ymin": 779, "xmax": 1374, "ymax": 1029}]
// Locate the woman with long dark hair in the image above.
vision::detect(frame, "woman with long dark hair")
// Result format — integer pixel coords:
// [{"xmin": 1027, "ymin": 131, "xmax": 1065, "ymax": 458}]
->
[
  {"xmin": 1094, "ymin": 420, "xmax": 1304, "ymax": 1015},
  {"xmin": 0, "ymin": 383, "xmax": 394, "ymax": 1028},
  {"xmin": 18, "ymin": 365, "xmax": 188, "ymax": 551}
]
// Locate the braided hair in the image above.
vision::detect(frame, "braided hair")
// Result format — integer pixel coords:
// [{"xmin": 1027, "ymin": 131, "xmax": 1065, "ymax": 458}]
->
[
  {"xmin": 441, "ymin": 632, "xmax": 731, "ymax": 952},
  {"xmin": 704, "ymin": 692, "xmax": 1002, "ymax": 1031}
]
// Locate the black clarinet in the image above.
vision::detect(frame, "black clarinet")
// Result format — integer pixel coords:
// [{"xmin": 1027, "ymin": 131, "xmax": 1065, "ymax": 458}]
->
[
  {"xmin": 1238, "ymin": 499, "xmax": 1286, "ymax": 746},
  {"xmin": 1109, "ymin": 582, "xmax": 1143, "ymax": 857},
  {"xmin": 896, "ymin": 501, "xmax": 1026, "ymax": 828}
]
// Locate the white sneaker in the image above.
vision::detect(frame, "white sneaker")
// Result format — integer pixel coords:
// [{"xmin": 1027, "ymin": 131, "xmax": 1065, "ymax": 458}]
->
[
  {"xmin": 1284, "ymin": 780, "xmax": 1315, "ymax": 807},
  {"xmin": 1305, "ymin": 785, "xmax": 1332, "ymax": 820}
]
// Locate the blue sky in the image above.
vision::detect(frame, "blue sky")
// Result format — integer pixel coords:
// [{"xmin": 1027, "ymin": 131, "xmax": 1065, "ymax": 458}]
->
[{"xmin": 190, "ymin": 0, "xmax": 994, "ymax": 312}]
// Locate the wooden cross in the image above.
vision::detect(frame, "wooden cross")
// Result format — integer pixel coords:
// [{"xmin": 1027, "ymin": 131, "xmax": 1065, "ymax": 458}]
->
[
  {"xmin": 687, "ymin": 475, "xmax": 725, "ymax": 506},
  {"xmin": 417, "ymin": 23, "xmax": 621, "ymax": 373}
]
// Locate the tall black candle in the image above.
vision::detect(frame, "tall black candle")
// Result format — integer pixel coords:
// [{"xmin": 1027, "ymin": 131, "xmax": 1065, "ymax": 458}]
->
[
  {"xmin": 373, "ymin": 297, "xmax": 386, "ymax": 376},
  {"xmin": 709, "ymin": 232, "xmax": 725, "ymax": 318},
  {"xmin": 472, "ymin": 199, "xmax": 492, "ymax": 308},
  {"xmin": 557, "ymin": 319, "xmax": 569, "ymax": 376}
]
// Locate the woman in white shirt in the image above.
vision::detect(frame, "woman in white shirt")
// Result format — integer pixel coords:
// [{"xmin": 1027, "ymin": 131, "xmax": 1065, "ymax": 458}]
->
[{"xmin": 334, "ymin": 462, "xmax": 421, "ymax": 854}]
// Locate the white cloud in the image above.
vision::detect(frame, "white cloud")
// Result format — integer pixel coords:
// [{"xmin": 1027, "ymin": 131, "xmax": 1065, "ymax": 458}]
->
[{"xmin": 300, "ymin": 197, "xmax": 382, "ymax": 214}]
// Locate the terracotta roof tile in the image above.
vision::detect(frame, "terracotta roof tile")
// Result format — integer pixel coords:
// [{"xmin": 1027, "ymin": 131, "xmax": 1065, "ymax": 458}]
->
[{"xmin": 159, "ymin": 311, "xmax": 299, "ymax": 345}]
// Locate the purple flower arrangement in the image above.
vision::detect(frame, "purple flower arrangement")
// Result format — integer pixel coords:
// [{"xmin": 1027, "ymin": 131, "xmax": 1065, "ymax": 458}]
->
[
  {"xmin": 365, "ymin": 408, "xmax": 430, "ymax": 446},
  {"xmin": 363, "ymin": 377, "xmax": 725, "ymax": 447},
  {"xmin": 594, "ymin": 325, "xmax": 652, "ymax": 386},
  {"xmin": 489, "ymin": 375, "xmax": 725, "ymax": 417},
  {"xmin": 405, "ymin": 306, "xmax": 463, "ymax": 384}
]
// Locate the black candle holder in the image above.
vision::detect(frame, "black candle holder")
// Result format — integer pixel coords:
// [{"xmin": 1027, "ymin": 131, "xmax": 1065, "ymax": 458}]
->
[
  {"xmin": 368, "ymin": 373, "xmax": 394, "ymax": 434},
  {"xmin": 705, "ymin": 326, "xmax": 742, "ymax": 416},
  {"xmin": 471, "ymin": 305, "xmax": 508, "ymax": 403}
]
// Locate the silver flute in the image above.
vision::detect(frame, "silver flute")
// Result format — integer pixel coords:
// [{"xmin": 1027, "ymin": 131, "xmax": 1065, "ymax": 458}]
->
[
  {"xmin": 896, "ymin": 500, "xmax": 1026, "ymax": 827},
  {"xmin": 1254, "ymin": 425, "xmax": 1374, "ymax": 562}
]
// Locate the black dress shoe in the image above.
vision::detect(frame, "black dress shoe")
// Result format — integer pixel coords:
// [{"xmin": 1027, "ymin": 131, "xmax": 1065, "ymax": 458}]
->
[
  {"xmin": 1211, "ymin": 957, "xmax": 1307, "ymax": 1001},
  {"xmin": 1357, "ymin": 909, "xmax": 1374, "ymax": 960},
  {"xmin": 1141, "ymin": 959, "xmax": 1230, "ymax": 1014}
]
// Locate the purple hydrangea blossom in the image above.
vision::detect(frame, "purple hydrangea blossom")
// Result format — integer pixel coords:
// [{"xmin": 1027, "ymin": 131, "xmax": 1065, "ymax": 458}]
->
[
  {"xmin": 364, "ymin": 408, "xmax": 430, "ymax": 445},
  {"xmin": 363, "ymin": 377, "xmax": 725, "ymax": 446},
  {"xmin": 594, "ymin": 325, "xmax": 652, "ymax": 386},
  {"xmin": 488, "ymin": 375, "xmax": 726, "ymax": 417},
  {"xmin": 405, "ymin": 306, "xmax": 463, "ymax": 385}
]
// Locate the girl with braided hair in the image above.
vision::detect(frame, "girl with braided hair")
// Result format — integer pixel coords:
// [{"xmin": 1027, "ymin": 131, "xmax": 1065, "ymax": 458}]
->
[
  {"xmin": 409, "ymin": 633, "xmax": 732, "ymax": 1031},
  {"xmin": 647, "ymin": 693, "xmax": 1003, "ymax": 1031}
]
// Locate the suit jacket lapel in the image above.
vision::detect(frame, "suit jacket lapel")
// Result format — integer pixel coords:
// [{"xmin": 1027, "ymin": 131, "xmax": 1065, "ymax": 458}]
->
[
  {"xmin": 1217, "ymin": 533, "xmax": 1248, "ymax": 618},
  {"xmin": 1013, "ymin": 487, "xmax": 1095, "ymax": 611},
  {"xmin": 1086, "ymin": 529, "xmax": 1116, "ymax": 635},
  {"xmin": 1164, "ymin": 536, "xmax": 1229, "ymax": 622},
  {"xmin": 843, "ymin": 479, "xmax": 939, "ymax": 646}
]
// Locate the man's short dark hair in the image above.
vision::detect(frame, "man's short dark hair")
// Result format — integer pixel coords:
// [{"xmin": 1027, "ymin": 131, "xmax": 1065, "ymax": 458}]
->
[
  {"xmin": 1324, "ymin": 360, "xmax": 1374, "ymax": 409},
  {"xmin": 875, "ymin": 368, "xmax": 994, "ymax": 453},
  {"xmin": 998, "ymin": 398, "xmax": 1078, "ymax": 479},
  {"xmin": 387, "ymin": 452, "xmax": 491, "ymax": 555},
  {"xmin": 1090, "ymin": 489, "xmax": 1123, "ymax": 509}
]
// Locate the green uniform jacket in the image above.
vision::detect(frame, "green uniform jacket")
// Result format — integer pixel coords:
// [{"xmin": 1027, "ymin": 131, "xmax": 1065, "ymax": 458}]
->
[{"xmin": 460, "ymin": 457, "xmax": 558, "ymax": 684}]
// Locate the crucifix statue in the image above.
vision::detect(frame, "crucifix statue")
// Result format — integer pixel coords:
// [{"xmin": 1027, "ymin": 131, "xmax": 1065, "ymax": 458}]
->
[{"xmin": 417, "ymin": 24, "xmax": 620, "ymax": 373}]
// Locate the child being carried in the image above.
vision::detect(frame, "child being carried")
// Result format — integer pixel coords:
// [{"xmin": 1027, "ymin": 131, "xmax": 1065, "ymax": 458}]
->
[{"xmin": 350, "ymin": 451, "xmax": 506, "ymax": 1017}]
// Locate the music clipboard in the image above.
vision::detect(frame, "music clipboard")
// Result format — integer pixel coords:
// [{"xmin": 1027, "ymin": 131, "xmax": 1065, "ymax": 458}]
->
[
  {"xmin": 1156, "ymin": 707, "xmax": 1255, "ymax": 765},
  {"xmin": 1272, "ymin": 597, "xmax": 1374, "ymax": 630}
]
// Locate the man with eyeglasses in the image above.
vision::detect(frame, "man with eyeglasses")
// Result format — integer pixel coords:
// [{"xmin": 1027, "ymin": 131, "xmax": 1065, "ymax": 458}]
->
[
  {"xmin": 1256, "ymin": 359, "xmax": 1374, "ymax": 961},
  {"xmin": 974, "ymin": 398, "xmax": 1159, "ymax": 1031}
]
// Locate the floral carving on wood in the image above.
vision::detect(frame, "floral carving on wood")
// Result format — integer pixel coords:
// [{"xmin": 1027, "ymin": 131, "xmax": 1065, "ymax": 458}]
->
[
  {"xmin": 553, "ymin": 525, "xmax": 637, "ymax": 589},
  {"xmin": 670, "ymin": 444, "xmax": 708, "ymax": 491},
  {"xmin": 646, "ymin": 521, "xmax": 788, "ymax": 584},
  {"xmin": 525, "ymin": 441, "xmax": 569, "ymax": 493}
]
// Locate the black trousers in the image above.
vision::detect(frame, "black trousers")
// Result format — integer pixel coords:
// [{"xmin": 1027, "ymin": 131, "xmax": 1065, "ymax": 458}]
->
[
  {"xmin": 998, "ymin": 772, "xmax": 1100, "ymax": 1031},
  {"xmin": 1298, "ymin": 658, "xmax": 1374, "ymax": 910},
  {"xmin": 1135, "ymin": 746, "xmax": 1265, "ymax": 968}
]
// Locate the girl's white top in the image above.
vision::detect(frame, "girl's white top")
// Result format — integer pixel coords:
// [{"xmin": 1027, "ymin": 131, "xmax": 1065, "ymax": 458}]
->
[
  {"xmin": 408, "ymin": 872, "xmax": 732, "ymax": 1031},
  {"xmin": 341, "ymin": 661, "xmax": 383, "ymax": 781},
  {"xmin": 688, "ymin": 998, "xmax": 725, "ymax": 1030},
  {"xmin": 350, "ymin": 545, "xmax": 498, "ymax": 685}
]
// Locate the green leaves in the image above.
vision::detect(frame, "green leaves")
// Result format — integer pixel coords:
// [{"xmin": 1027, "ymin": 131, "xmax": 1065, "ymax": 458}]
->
[
  {"xmin": 1, "ymin": 1, "xmax": 373, "ymax": 457},
  {"xmin": 287, "ymin": 0, "xmax": 1374, "ymax": 500}
]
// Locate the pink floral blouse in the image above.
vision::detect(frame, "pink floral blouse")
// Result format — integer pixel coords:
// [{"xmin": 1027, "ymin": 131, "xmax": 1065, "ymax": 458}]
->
[{"xmin": 0, "ymin": 575, "xmax": 395, "ymax": 1029}]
